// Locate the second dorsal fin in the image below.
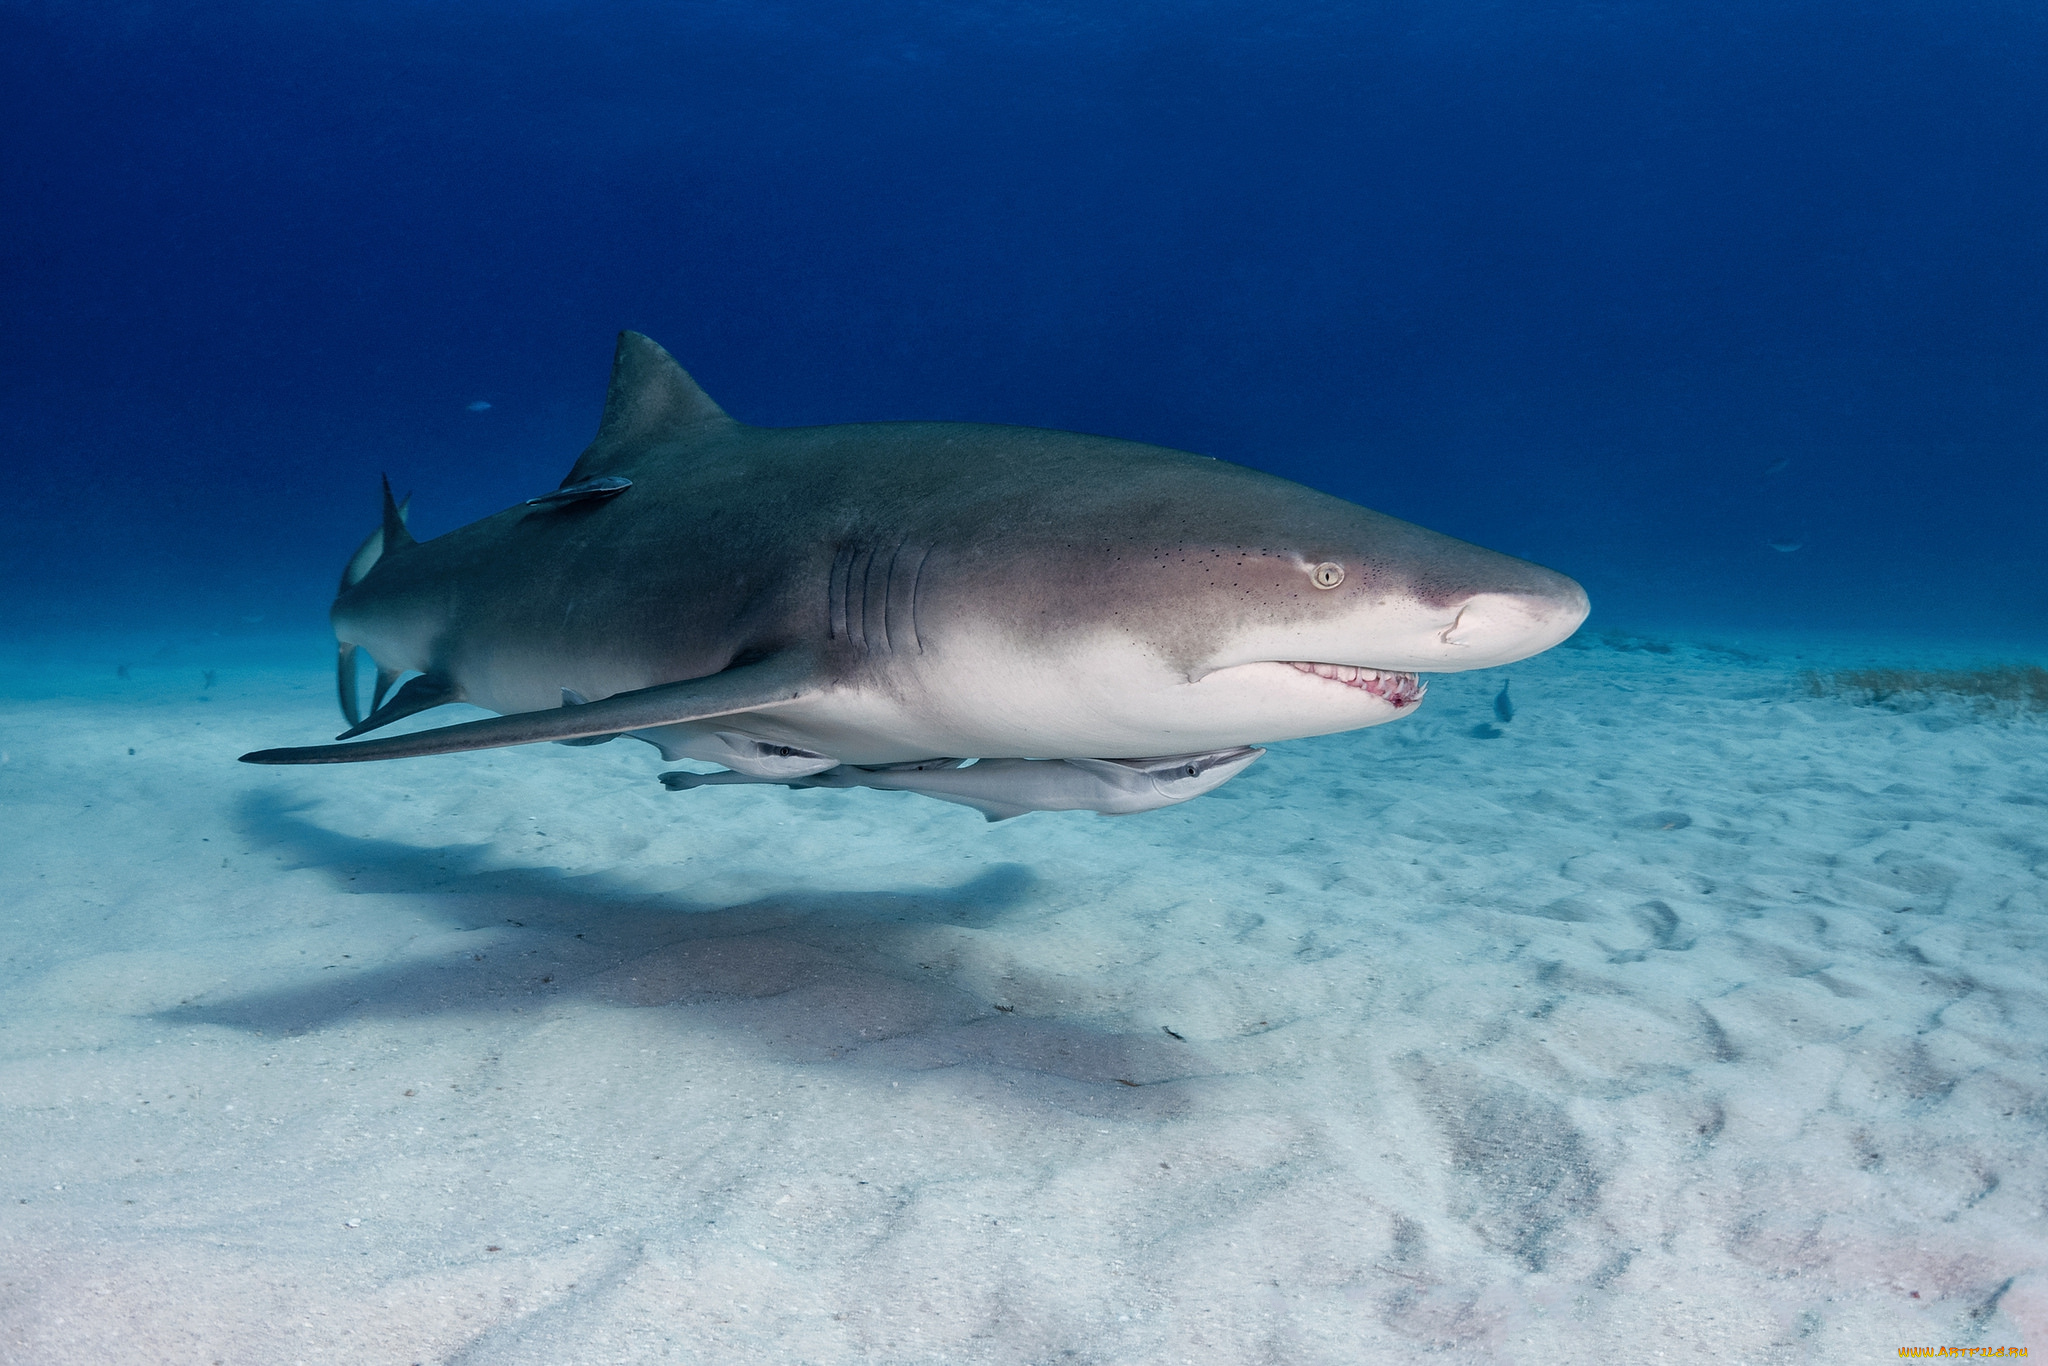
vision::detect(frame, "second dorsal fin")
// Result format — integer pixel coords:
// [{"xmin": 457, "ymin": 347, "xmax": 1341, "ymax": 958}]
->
[{"xmin": 562, "ymin": 331, "xmax": 733, "ymax": 484}]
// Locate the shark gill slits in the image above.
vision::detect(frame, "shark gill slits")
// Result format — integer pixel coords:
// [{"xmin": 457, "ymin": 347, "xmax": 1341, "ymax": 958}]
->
[
  {"xmin": 828, "ymin": 546, "xmax": 854, "ymax": 641},
  {"xmin": 831, "ymin": 541, "xmax": 928, "ymax": 653},
  {"xmin": 1311, "ymin": 562, "xmax": 1346, "ymax": 589},
  {"xmin": 884, "ymin": 543, "xmax": 929, "ymax": 655},
  {"xmin": 867, "ymin": 544, "xmax": 895, "ymax": 652},
  {"xmin": 855, "ymin": 548, "xmax": 878, "ymax": 648},
  {"xmin": 906, "ymin": 546, "xmax": 929, "ymax": 653}
]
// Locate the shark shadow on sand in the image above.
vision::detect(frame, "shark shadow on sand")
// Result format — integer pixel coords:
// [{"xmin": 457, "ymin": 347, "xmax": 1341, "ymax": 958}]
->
[{"xmin": 153, "ymin": 792, "xmax": 1206, "ymax": 1111}]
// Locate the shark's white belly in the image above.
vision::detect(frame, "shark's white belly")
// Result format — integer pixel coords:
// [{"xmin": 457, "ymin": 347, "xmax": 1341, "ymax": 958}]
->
[{"xmin": 655, "ymin": 630, "xmax": 1420, "ymax": 764}]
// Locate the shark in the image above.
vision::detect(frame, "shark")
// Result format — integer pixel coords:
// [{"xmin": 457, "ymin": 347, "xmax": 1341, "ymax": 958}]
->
[{"xmin": 241, "ymin": 332, "xmax": 1589, "ymax": 818}]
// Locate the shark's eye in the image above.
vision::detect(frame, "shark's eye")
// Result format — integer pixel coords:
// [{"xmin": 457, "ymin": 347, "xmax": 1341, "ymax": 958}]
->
[{"xmin": 1310, "ymin": 562, "xmax": 1346, "ymax": 589}]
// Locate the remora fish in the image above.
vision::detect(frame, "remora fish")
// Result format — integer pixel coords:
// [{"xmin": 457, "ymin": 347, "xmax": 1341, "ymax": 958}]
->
[
  {"xmin": 241, "ymin": 332, "xmax": 1589, "ymax": 816},
  {"xmin": 656, "ymin": 750, "xmax": 1267, "ymax": 823}
]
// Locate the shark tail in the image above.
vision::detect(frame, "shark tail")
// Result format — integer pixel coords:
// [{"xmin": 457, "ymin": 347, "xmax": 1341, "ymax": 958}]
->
[
  {"xmin": 336, "ymin": 642, "xmax": 361, "ymax": 728},
  {"xmin": 339, "ymin": 481, "xmax": 414, "ymax": 593},
  {"xmin": 335, "ymin": 480, "xmax": 415, "ymax": 726}
]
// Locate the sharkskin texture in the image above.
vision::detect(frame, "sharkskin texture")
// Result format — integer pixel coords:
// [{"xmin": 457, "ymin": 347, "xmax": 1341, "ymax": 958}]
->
[{"xmin": 245, "ymin": 332, "xmax": 1588, "ymax": 769}]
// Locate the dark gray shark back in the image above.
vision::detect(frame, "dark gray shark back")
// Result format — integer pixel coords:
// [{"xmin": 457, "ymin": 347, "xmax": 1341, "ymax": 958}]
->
[{"xmin": 249, "ymin": 331, "xmax": 1586, "ymax": 769}]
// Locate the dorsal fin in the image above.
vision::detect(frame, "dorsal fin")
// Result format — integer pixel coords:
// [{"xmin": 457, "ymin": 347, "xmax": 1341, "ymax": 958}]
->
[
  {"xmin": 563, "ymin": 331, "xmax": 732, "ymax": 484},
  {"xmin": 380, "ymin": 475, "xmax": 416, "ymax": 553}
]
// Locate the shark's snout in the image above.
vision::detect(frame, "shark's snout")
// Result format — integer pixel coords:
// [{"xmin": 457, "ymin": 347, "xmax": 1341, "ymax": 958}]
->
[{"xmin": 1431, "ymin": 581, "xmax": 1590, "ymax": 669}]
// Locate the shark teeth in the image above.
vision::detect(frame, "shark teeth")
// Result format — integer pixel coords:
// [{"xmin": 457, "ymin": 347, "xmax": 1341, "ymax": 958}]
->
[{"xmin": 1287, "ymin": 661, "xmax": 1427, "ymax": 708}]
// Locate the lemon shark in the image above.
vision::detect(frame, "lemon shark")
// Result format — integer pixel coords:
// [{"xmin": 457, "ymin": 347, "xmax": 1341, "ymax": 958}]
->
[{"xmin": 241, "ymin": 332, "xmax": 1589, "ymax": 819}]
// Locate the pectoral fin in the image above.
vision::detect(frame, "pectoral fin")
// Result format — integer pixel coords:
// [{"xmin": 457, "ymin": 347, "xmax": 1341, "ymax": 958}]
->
[
  {"xmin": 371, "ymin": 664, "xmax": 406, "ymax": 713},
  {"xmin": 551, "ymin": 688, "xmax": 618, "ymax": 746},
  {"xmin": 335, "ymin": 673, "xmax": 461, "ymax": 740},
  {"xmin": 242, "ymin": 654, "xmax": 823, "ymax": 765}
]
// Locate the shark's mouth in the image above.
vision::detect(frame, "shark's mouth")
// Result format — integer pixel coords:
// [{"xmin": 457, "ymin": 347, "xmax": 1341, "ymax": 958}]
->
[{"xmin": 1288, "ymin": 662, "xmax": 1426, "ymax": 708}]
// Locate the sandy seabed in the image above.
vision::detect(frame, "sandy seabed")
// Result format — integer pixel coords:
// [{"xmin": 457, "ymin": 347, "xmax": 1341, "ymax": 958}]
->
[{"xmin": 1, "ymin": 628, "xmax": 2043, "ymax": 1365}]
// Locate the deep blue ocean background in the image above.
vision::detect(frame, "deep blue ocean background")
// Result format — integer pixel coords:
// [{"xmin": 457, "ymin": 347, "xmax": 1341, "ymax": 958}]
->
[{"xmin": 4, "ymin": 0, "xmax": 2044, "ymax": 648}]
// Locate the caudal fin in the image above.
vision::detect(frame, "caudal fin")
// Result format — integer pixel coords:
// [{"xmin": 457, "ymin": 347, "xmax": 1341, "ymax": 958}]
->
[
  {"xmin": 338, "ymin": 486, "xmax": 413, "ymax": 593},
  {"xmin": 335, "ymin": 481, "xmax": 415, "ymax": 725}
]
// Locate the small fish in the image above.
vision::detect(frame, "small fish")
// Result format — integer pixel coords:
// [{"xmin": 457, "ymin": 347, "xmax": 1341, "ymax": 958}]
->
[
  {"xmin": 1767, "ymin": 539, "xmax": 1803, "ymax": 553},
  {"xmin": 1762, "ymin": 456, "xmax": 1791, "ymax": 479},
  {"xmin": 467, "ymin": 400, "xmax": 493, "ymax": 412},
  {"xmin": 1493, "ymin": 679, "xmax": 1513, "ymax": 723}
]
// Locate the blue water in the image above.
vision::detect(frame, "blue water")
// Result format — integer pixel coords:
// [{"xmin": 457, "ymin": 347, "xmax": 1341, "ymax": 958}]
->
[
  {"xmin": 8, "ymin": 9, "xmax": 2048, "ymax": 1360},
  {"xmin": 4, "ymin": 0, "xmax": 2043, "ymax": 647}
]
